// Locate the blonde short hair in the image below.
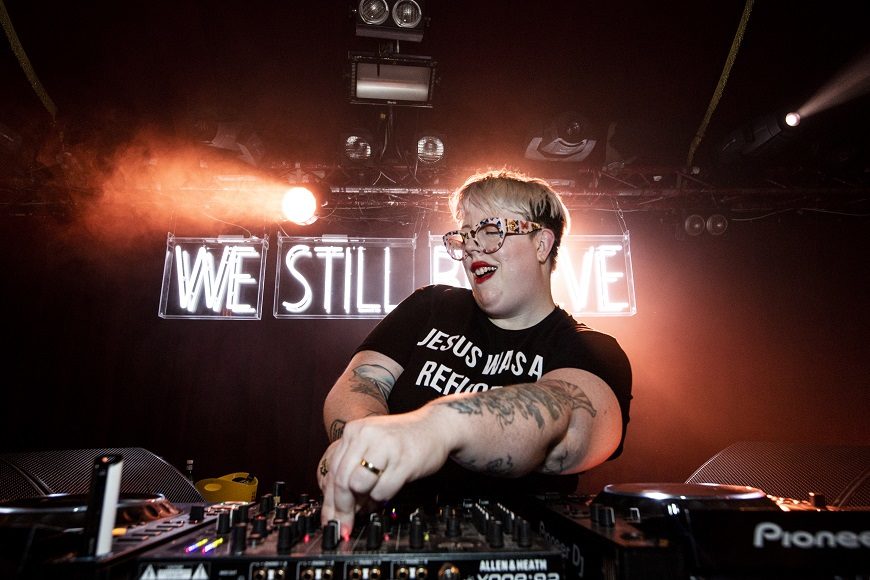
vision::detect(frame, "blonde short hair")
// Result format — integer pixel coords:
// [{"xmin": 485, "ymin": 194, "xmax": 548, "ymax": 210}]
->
[{"xmin": 449, "ymin": 168, "xmax": 570, "ymax": 268}]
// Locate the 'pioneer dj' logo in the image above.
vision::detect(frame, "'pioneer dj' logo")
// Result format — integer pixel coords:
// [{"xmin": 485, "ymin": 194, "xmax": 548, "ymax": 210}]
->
[{"xmin": 753, "ymin": 522, "xmax": 870, "ymax": 549}]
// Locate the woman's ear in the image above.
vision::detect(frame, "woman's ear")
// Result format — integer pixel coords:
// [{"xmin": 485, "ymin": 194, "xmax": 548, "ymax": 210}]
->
[{"xmin": 536, "ymin": 229, "xmax": 556, "ymax": 263}]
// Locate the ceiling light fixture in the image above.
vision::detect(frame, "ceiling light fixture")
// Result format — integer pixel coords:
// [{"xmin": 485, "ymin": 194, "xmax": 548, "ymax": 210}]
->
[
  {"xmin": 354, "ymin": 0, "xmax": 427, "ymax": 43},
  {"xmin": 348, "ymin": 52, "xmax": 437, "ymax": 107},
  {"xmin": 340, "ymin": 129, "xmax": 376, "ymax": 165},
  {"xmin": 524, "ymin": 111, "xmax": 597, "ymax": 163},
  {"xmin": 414, "ymin": 131, "xmax": 446, "ymax": 165}
]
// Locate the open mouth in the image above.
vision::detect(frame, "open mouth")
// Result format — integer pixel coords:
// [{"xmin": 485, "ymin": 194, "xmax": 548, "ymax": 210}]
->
[{"xmin": 471, "ymin": 261, "xmax": 497, "ymax": 282}]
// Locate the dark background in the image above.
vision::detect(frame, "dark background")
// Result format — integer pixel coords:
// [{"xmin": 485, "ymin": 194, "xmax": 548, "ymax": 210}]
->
[{"xmin": 1, "ymin": 1, "xmax": 868, "ymax": 499}]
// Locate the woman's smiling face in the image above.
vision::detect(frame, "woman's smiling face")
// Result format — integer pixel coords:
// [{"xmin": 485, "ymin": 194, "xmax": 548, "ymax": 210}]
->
[{"xmin": 459, "ymin": 204, "xmax": 552, "ymax": 327}]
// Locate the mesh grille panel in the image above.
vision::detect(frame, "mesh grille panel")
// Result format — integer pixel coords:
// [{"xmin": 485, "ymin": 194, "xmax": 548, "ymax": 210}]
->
[
  {"xmin": 0, "ymin": 448, "xmax": 203, "ymax": 503},
  {"xmin": 0, "ymin": 460, "xmax": 43, "ymax": 501},
  {"xmin": 685, "ymin": 441, "xmax": 870, "ymax": 507}
]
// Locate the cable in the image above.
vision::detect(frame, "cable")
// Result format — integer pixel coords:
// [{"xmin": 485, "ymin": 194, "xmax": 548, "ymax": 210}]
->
[
  {"xmin": 685, "ymin": 0, "xmax": 754, "ymax": 168},
  {"xmin": 0, "ymin": 0, "xmax": 58, "ymax": 120}
]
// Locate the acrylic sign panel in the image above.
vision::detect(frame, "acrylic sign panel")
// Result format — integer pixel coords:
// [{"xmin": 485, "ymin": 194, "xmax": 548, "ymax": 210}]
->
[
  {"xmin": 159, "ymin": 235, "xmax": 268, "ymax": 320},
  {"xmin": 274, "ymin": 234, "xmax": 417, "ymax": 319},
  {"xmin": 429, "ymin": 233, "xmax": 636, "ymax": 316}
]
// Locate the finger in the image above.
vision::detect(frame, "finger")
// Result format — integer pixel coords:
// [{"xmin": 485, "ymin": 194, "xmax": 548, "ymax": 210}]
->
[
  {"xmin": 320, "ymin": 440, "xmax": 350, "ymax": 526},
  {"xmin": 317, "ymin": 456, "xmax": 330, "ymax": 491}
]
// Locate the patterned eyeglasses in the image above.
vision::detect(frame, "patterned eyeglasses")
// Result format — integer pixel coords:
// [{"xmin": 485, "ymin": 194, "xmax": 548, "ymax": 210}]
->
[{"xmin": 442, "ymin": 217, "xmax": 543, "ymax": 261}]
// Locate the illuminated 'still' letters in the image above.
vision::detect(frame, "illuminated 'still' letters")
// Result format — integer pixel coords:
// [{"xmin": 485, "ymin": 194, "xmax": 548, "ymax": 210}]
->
[{"xmin": 280, "ymin": 244, "xmax": 399, "ymax": 316}]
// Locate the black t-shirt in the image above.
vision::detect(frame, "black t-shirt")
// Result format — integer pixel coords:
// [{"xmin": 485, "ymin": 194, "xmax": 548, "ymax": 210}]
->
[{"xmin": 356, "ymin": 284, "xmax": 632, "ymax": 502}]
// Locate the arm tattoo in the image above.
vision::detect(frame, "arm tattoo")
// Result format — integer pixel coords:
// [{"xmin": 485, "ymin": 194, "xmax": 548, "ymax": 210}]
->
[
  {"xmin": 350, "ymin": 364, "xmax": 396, "ymax": 405},
  {"xmin": 445, "ymin": 379, "xmax": 596, "ymax": 431},
  {"xmin": 539, "ymin": 448, "xmax": 569, "ymax": 475},
  {"xmin": 328, "ymin": 419, "xmax": 345, "ymax": 442},
  {"xmin": 454, "ymin": 454, "xmax": 515, "ymax": 476}
]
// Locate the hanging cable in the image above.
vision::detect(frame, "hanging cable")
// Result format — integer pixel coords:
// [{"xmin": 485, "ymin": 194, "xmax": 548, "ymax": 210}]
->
[
  {"xmin": 685, "ymin": 0, "xmax": 754, "ymax": 168},
  {"xmin": 0, "ymin": 0, "xmax": 57, "ymax": 120}
]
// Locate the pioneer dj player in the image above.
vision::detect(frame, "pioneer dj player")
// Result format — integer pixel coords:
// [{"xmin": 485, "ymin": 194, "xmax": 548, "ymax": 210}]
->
[
  {"xmin": 0, "ymin": 492, "xmax": 218, "ymax": 579},
  {"xmin": 515, "ymin": 483, "xmax": 870, "ymax": 579}
]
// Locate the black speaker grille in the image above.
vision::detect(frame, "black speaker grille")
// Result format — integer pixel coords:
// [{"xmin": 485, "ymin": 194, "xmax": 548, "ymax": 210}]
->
[
  {"xmin": 685, "ymin": 441, "xmax": 870, "ymax": 507},
  {"xmin": 0, "ymin": 459, "xmax": 43, "ymax": 501},
  {"xmin": 0, "ymin": 448, "xmax": 204, "ymax": 504}
]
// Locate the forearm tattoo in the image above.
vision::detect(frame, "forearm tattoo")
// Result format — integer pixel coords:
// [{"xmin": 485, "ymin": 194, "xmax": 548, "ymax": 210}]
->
[
  {"xmin": 350, "ymin": 364, "xmax": 396, "ymax": 405},
  {"xmin": 540, "ymin": 448, "xmax": 570, "ymax": 475},
  {"xmin": 455, "ymin": 454, "xmax": 515, "ymax": 476},
  {"xmin": 328, "ymin": 419, "xmax": 345, "ymax": 442},
  {"xmin": 445, "ymin": 379, "xmax": 596, "ymax": 431}
]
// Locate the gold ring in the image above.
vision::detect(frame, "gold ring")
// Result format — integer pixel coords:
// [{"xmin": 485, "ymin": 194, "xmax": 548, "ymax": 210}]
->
[
  {"xmin": 359, "ymin": 458, "xmax": 382, "ymax": 476},
  {"xmin": 319, "ymin": 459, "xmax": 329, "ymax": 476}
]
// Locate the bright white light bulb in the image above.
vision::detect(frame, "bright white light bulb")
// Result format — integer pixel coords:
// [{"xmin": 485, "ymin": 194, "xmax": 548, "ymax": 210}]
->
[
  {"xmin": 784, "ymin": 111, "xmax": 801, "ymax": 127},
  {"xmin": 282, "ymin": 186, "xmax": 318, "ymax": 225}
]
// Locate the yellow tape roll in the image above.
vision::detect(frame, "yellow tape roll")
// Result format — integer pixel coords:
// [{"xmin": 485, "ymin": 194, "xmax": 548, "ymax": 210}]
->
[{"xmin": 195, "ymin": 472, "xmax": 258, "ymax": 503}]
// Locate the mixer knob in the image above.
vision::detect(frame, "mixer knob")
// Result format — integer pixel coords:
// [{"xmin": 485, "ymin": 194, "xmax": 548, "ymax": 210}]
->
[
  {"xmin": 260, "ymin": 493, "xmax": 274, "ymax": 514},
  {"xmin": 304, "ymin": 508, "xmax": 320, "ymax": 533},
  {"xmin": 409, "ymin": 516, "xmax": 425, "ymax": 549},
  {"xmin": 445, "ymin": 512, "xmax": 461, "ymax": 538},
  {"xmin": 277, "ymin": 522, "xmax": 295, "ymax": 553},
  {"xmin": 275, "ymin": 503, "xmax": 290, "ymax": 521},
  {"xmin": 486, "ymin": 519, "xmax": 504, "ymax": 548},
  {"xmin": 188, "ymin": 504, "xmax": 205, "ymax": 523},
  {"xmin": 232, "ymin": 505, "xmax": 249, "ymax": 526},
  {"xmin": 216, "ymin": 511, "xmax": 231, "ymax": 535},
  {"xmin": 589, "ymin": 503, "xmax": 601, "ymax": 523},
  {"xmin": 514, "ymin": 518, "xmax": 531, "ymax": 548},
  {"xmin": 231, "ymin": 523, "xmax": 247, "ymax": 554},
  {"xmin": 366, "ymin": 519, "xmax": 384, "ymax": 550},
  {"xmin": 322, "ymin": 520, "xmax": 341, "ymax": 550},
  {"xmin": 252, "ymin": 514, "xmax": 268, "ymax": 536},
  {"xmin": 599, "ymin": 506, "xmax": 615, "ymax": 527}
]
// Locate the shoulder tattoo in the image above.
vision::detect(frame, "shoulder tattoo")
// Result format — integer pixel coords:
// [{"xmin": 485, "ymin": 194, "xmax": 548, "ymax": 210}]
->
[{"xmin": 350, "ymin": 364, "xmax": 396, "ymax": 404}]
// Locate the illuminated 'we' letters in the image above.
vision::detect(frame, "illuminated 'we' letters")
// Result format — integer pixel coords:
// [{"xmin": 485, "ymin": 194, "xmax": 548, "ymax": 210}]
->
[
  {"xmin": 174, "ymin": 245, "xmax": 260, "ymax": 313},
  {"xmin": 159, "ymin": 235, "xmax": 268, "ymax": 319}
]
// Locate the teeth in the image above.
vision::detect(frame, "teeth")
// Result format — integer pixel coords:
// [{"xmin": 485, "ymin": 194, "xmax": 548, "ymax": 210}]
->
[{"xmin": 473, "ymin": 265, "xmax": 497, "ymax": 277}]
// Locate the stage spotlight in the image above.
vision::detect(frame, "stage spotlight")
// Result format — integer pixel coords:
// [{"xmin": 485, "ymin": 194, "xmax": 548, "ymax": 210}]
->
[
  {"xmin": 706, "ymin": 214, "xmax": 729, "ymax": 236},
  {"xmin": 415, "ymin": 131, "xmax": 446, "ymax": 164},
  {"xmin": 354, "ymin": 0, "xmax": 426, "ymax": 43},
  {"xmin": 340, "ymin": 130, "xmax": 376, "ymax": 165},
  {"xmin": 524, "ymin": 111, "xmax": 597, "ymax": 162},
  {"xmin": 348, "ymin": 52, "xmax": 437, "ymax": 107},
  {"xmin": 684, "ymin": 214, "xmax": 705, "ymax": 236},
  {"xmin": 282, "ymin": 186, "xmax": 319, "ymax": 225},
  {"xmin": 195, "ymin": 120, "xmax": 265, "ymax": 166},
  {"xmin": 716, "ymin": 110, "xmax": 800, "ymax": 164}
]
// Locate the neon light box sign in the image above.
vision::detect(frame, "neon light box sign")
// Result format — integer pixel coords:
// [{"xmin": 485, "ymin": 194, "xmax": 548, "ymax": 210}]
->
[
  {"xmin": 159, "ymin": 233, "xmax": 635, "ymax": 320},
  {"xmin": 430, "ymin": 233, "xmax": 636, "ymax": 317},
  {"xmin": 159, "ymin": 235, "xmax": 269, "ymax": 320},
  {"xmin": 274, "ymin": 234, "xmax": 417, "ymax": 319}
]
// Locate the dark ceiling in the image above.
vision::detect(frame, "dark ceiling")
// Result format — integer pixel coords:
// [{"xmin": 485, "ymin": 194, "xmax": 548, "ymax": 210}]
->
[{"xmin": 1, "ymin": 0, "xmax": 869, "ymax": 217}]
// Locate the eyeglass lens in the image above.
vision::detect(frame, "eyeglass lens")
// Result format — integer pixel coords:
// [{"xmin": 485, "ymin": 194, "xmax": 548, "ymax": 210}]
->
[{"xmin": 445, "ymin": 222, "xmax": 504, "ymax": 259}]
